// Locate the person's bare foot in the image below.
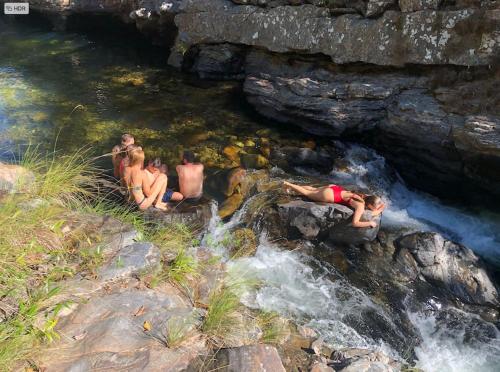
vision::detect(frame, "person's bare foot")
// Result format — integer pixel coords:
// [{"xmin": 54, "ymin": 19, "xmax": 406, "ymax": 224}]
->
[
  {"xmin": 154, "ymin": 202, "xmax": 168, "ymax": 211},
  {"xmin": 283, "ymin": 181, "xmax": 292, "ymax": 194}
]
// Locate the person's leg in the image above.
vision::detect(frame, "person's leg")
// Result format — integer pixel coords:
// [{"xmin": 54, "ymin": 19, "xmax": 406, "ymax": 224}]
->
[
  {"xmin": 170, "ymin": 191, "xmax": 184, "ymax": 202},
  {"xmin": 148, "ymin": 174, "xmax": 168, "ymax": 210},
  {"xmin": 283, "ymin": 181, "xmax": 333, "ymax": 203}
]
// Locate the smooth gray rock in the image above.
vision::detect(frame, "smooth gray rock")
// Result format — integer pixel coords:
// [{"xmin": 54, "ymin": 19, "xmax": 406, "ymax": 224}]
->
[
  {"xmin": 173, "ymin": 0, "xmax": 499, "ymax": 66},
  {"xmin": 202, "ymin": 345, "xmax": 286, "ymax": 372},
  {"xmin": 0, "ymin": 162, "xmax": 35, "ymax": 194},
  {"xmin": 331, "ymin": 347, "xmax": 400, "ymax": 372},
  {"xmin": 39, "ymin": 288, "xmax": 204, "ymax": 371},
  {"xmin": 277, "ymin": 199, "xmax": 380, "ymax": 244},
  {"xmin": 396, "ymin": 232, "xmax": 499, "ymax": 306},
  {"xmin": 99, "ymin": 242, "xmax": 161, "ymax": 281}
]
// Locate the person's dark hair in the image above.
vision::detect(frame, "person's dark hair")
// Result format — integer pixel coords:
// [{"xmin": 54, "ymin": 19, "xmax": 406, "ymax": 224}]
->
[
  {"xmin": 182, "ymin": 150, "xmax": 195, "ymax": 163},
  {"xmin": 364, "ymin": 195, "xmax": 381, "ymax": 207},
  {"xmin": 150, "ymin": 158, "xmax": 162, "ymax": 168}
]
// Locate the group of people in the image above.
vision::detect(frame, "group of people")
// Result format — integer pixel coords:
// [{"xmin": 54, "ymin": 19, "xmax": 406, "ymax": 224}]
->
[
  {"xmin": 111, "ymin": 133, "xmax": 384, "ymax": 228},
  {"xmin": 111, "ymin": 134, "xmax": 204, "ymax": 211}
]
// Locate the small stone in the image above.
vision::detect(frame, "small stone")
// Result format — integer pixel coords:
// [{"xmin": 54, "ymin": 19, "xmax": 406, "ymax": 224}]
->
[
  {"xmin": 241, "ymin": 154, "xmax": 269, "ymax": 169},
  {"xmin": 223, "ymin": 145, "xmax": 241, "ymax": 162},
  {"xmin": 244, "ymin": 139, "xmax": 256, "ymax": 147}
]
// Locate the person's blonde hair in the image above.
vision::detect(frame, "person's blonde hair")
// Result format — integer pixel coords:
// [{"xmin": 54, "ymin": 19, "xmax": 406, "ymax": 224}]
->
[
  {"xmin": 121, "ymin": 133, "xmax": 134, "ymax": 144},
  {"xmin": 129, "ymin": 148, "xmax": 145, "ymax": 167}
]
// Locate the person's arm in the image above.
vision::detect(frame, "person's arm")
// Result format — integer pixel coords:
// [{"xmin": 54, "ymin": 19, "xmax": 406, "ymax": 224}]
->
[
  {"xmin": 351, "ymin": 201, "xmax": 377, "ymax": 228},
  {"xmin": 142, "ymin": 170, "xmax": 153, "ymax": 197},
  {"xmin": 370, "ymin": 203, "xmax": 386, "ymax": 217},
  {"xmin": 112, "ymin": 146, "xmax": 121, "ymax": 178},
  {"xmin": 130, "ymin": 171, "xmax": 153, "ymax": 209}
]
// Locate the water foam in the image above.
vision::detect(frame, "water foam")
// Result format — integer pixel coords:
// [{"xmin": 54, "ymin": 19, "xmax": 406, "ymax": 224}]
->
[
  {"xmin": 329, "ymin": 143, "xmax": 500, "ymax": 263},
  {"xmin": 409, "ymin": 310, "xmax": 500, "ymax": 372}
]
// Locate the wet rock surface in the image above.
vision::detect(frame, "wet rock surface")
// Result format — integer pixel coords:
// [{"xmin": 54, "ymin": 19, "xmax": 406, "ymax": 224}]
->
[
  {"xmin": 396, "ymin": 232, "xmax": 499, "ymax": 306},
  {"xmin": 331, "ymin": 348, "xmax": 401, "ymax": 372},
  {"xmin": 275, "ymin": 199, "xmax": 381, "ymax": 245}
]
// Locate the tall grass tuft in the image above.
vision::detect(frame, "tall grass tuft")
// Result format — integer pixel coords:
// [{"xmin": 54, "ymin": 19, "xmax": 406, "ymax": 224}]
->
[
  {"xmin": 20, "ymin": 145, "xmax": 98, "ymax": 206},
  {"xmin": 201, "ymin": 273, "xmax": 259, "ymax": 345},
  {"xmin": 0, "ymin": 147, "xmax": 143, "ymax": 370}
]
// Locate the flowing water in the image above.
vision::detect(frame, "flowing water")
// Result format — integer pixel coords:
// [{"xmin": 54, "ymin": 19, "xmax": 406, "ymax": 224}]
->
[{"xmin": 1, "ymin": 19, "xmax": 500, "ymax": 372}]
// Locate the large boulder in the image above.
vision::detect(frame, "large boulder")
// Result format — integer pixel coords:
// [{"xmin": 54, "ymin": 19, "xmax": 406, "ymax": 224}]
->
[
  {"xmin": 331, "ymin": 348, "xmax": 401, "ymax": 372},
  {"xmin": 38, "ymin": 288, "xmax": 204, "ymax": 371},
  {"xmin": 395, "ymin": 232, "xmax": 499, "ymax": 306},
  {"xmin": 173, "ymin": 0, "xmax": 499, "ymax": 66},
  {"xmin": 0, "ymin": 162, "xmax": 35, "ymax": 194},
  {"xmin": 276, "ymin": 199, "xmax": 380, "ymax": 245}
]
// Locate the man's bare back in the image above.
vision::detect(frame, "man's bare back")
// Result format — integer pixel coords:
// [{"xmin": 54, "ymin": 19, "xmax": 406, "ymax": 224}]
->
[{"xmin": 177, "ymin": 163, "xmax": 204, "ymax": 199}]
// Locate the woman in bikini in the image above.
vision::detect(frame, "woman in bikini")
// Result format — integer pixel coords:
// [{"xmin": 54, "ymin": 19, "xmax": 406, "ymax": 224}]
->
[
  {"xmin": 124, "ymin": 148, "xmax": 169, "ymax": 211},
  {"xmin": 283, "ymin": 181, "xmax": 385, "ymax": 228}
]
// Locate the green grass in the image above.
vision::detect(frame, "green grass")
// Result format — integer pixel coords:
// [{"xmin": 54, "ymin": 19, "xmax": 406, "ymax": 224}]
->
[
  {"xmin": 0, "ymin": 148, "xmax": 151, "ymax": 370},
  {"xmin": 20, "ymin": 145, "xmax": 97, "ymax": 206},
  {"xmin": 201, "ymin": 273, "xmax": 259, "ymax": 346},
  {"xmin": 166, "ymin": 315, "xmax": 194, "ymax": 349},
  {"xmin": 256, "ymin": 310, "xmax": 289, "ymax": 344},
  {"xmin": 201, "ymin": 281, "xmax": 242, "ymax": 343},
  {"xmin": 167, "ymin": 248, "xmax": 199, "ymax": 286}
]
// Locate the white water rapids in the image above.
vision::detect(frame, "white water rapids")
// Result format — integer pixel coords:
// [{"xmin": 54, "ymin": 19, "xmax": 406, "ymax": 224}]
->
[{"xmin": 203, "ymin": 143, "xmax": 500, "ymax": 372}]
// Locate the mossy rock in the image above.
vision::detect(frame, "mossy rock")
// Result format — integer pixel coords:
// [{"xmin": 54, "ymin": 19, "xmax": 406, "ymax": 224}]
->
[
  {"xmin": 218, "ymin": 193, "xmax": 244, "ymax": 219},
  {"xmin": 228, "ymin": 228, "xmax": 257, "ymax": 258},
  {"xmin": 241, "ymin": 154, "xmax": 269, "ymax": 169},
  {"xmin": 223, "ymin": 145, "xmax": 242, "ymax": 162}
]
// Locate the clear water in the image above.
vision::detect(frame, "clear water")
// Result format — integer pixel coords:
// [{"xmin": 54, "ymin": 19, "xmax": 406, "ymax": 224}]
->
[{"xmin": 0, "ymin": 21, "xmax": 309, "ymax": 169}]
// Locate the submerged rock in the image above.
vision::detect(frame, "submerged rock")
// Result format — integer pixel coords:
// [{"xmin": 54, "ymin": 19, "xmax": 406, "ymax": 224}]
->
[
  {"xmin": 396, "ymin": 232, "xmax": 499, "ymax": 306},
  {"xmin": 276, "ymin": 199, "xmax": 380, "ymax": 245}
]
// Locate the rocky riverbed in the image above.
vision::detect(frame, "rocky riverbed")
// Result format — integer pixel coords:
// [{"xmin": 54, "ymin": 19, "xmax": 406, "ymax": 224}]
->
[
  {"xmin": 1, "ymin": 4, "xmax": 500, "ymax": 371},
  {"xmin": 2, "ymin": 152, "xmax": 499, "ymax": 371}
]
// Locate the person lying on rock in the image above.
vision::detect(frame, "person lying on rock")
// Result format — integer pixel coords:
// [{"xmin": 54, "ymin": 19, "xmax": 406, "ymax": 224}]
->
[
  {"xmin": 283, "ymin": 181, "xmax": 385, "ymax": 228},
  {"xmin": 123, "ymin": 147, "xmax": 170, "ymax": 211},
  {"xmin": 111, "ymin": 133, "xmax": 135, "ymax": 178},
  {"xmin": 145, "ymin": 158, "xmax": 183, "ymax": 203},
  {"xmin": 177, "ymin": 150, "xmax": 204, "ymax": 202}
]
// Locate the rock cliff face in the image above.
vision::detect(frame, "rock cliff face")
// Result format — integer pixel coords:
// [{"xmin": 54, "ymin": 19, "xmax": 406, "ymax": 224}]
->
[{"xmin": 172, "ymin": 0, "xmax": 500, "ymax": 199}]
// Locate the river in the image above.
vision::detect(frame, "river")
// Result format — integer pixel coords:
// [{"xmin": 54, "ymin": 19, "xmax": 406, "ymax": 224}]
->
[{"xmin": 1, "ymin": 19, "xmax": 500, "ymax": 372}]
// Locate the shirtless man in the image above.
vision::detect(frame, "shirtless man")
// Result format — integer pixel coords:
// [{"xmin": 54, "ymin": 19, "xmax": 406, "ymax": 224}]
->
[{"xmin": 176, "ymin": 151, "xmax": 204, "ymax": 200}]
